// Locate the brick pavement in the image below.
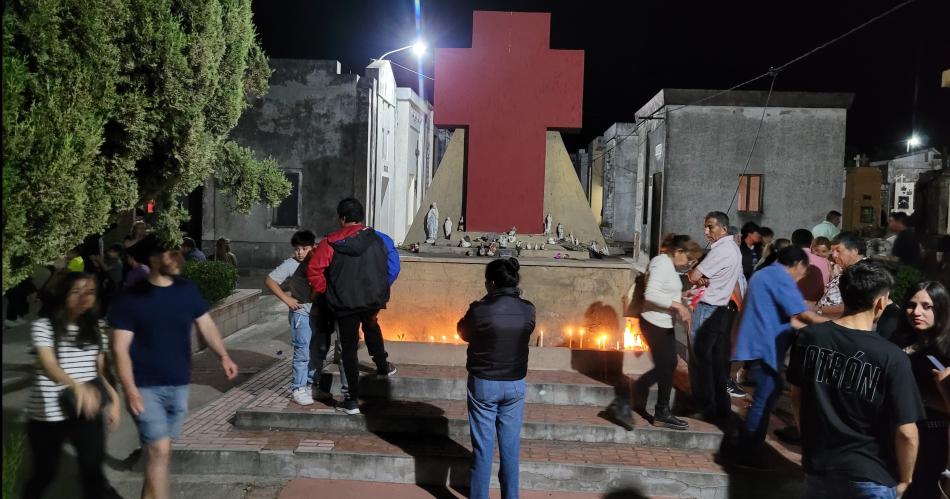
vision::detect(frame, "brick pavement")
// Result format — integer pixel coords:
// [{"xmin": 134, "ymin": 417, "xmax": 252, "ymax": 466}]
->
[{"xmin": 176, "ymin": 358, "xmax": 722, "ymax": 472}]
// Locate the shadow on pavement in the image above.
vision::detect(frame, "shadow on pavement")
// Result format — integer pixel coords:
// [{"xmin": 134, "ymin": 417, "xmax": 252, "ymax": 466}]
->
[{"xmin": 360, "ymin": 377, "xmax": 472, "ymax": 499}]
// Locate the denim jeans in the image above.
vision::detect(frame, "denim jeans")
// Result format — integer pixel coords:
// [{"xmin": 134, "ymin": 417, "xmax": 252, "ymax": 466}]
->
[
  {"xmin": 289, "ymin": 311, "xmax": 315, "ymax": 391},
  {"xmin": 743, "ymin": 360, "xmax": 783, "ymax": 446},
  {"xmin": 134, "ymin": 385, "xmax": 189, "ymax": 444},
  {"xmin": 467, "ymin": 375, "xmax": 526, "ymax": 499},
  {"xmin": 804, "ymin": 475, "xmax": 896, "ymax": 499},
  {"xmin": 688, "ymin": 302, "xmax": 735, "ymax": 419}
]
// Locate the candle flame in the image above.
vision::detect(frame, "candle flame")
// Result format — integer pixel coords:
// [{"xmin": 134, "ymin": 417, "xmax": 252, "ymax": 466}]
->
[{"xmin": 622, "ymin": 318, "xmax": 649, "ymax": 352}]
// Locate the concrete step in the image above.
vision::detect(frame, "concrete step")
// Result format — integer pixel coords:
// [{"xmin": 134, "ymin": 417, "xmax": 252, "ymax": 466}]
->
[
  {"xmin": 170, "ymin": 358, "xmax": 726, "ymax": 498},
  {"xmin": 172, "ymin": 430, "xmax": 728, "ymax": 498},
  {"xmin": 322, "ymin": 364, "xmax": 678, "ymax": 409},
  {"xmin": 234, "ymin": 398, "xmax": 722, "ymax": 450}
]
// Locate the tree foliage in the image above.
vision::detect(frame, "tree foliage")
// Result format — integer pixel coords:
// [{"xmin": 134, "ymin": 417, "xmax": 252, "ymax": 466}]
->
[{"xmin": 2, "ymin": 0, "xmax": 290, "ymax": 291}]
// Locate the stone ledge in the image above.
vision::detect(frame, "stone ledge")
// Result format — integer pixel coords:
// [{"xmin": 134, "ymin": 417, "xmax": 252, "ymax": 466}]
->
[{"xmin": 191, "ymin": 289, "xmax": 261, "ymax": 353}]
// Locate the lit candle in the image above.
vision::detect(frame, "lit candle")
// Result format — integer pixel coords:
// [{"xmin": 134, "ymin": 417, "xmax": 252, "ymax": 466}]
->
[
  {"xmin": 454, "ymin": 334, "xmax": 460, "ymax": 345},
  {"xmin": 442, "ymin": 335, "xmax": 447, "ymax": 344},
  {"xmin": 539, "ymin": 330, "xmax": 544, "ymax": 348},
  {"xmin": 567, "ymin": 328, "xmax": 573, "ymax": 349},
  {"xmin": 429, "ymin": 335, "xmax": 435, "ymax": 343},
  {"xmin": 579, "ymin": 328, "xmax": 586, "ymax": 349},
  {"xmin": 616, "ymin": 341, "xmax": 620, "ymax": 351}
]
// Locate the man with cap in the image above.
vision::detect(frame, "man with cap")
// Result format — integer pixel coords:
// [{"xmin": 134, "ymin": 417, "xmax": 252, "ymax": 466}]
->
[{"xmin": 109, "ymin": 235, "xmax": 238, "ymax": 499}]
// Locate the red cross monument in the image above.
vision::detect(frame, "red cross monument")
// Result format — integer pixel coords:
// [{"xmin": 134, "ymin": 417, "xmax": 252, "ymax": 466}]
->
[{"xmin": 434, "ymin": 11, "xmax": 584, "ymax": 234}]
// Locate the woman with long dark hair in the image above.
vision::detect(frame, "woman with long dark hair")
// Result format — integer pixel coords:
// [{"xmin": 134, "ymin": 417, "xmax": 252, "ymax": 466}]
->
[
  {"xmin": 897, "ymin": 281, "xmax": 950, "ymax": 499},
  {"xmin": 22, "ymin": 272, "xmax": 121, "ymax": 499},
  {"xmin": 458, "ymin": 258, "xmax": 535, "ymax": 499}
]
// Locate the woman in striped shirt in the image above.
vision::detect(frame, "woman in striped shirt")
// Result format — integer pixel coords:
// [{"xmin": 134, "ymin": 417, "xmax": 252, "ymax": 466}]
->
[{"xmin": 23, "ymin": 272, "xmax": 121, "ymax": 499}]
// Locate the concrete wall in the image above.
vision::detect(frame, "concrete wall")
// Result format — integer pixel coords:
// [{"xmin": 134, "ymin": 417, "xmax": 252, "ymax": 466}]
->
[
  {"xmin": 204, "ymin": 59, "xmax": 434, "ymax": 268},
  {"xmin": 203, "ymin": 59, "xmax": 362, "ymax": 267},
  {"xmin": 600, "ymin": 123, "xmax": 639, "ymax": 243},
  {"xmin": 378, "ymin": 256, "xmax": 637, "ymax": 348},
  {"xmin": 662, "ymin": 105, "xmax": 847, "ymax": 249}
]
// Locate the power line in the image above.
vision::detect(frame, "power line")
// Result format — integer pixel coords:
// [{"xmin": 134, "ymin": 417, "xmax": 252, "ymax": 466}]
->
[
  {"xmin": 588, "ymin": 0, "xmax": 917, "ymax": 180},
  {"xmin": 375, "ymin": 58, "xmax": 435, "ymax": 81},
  {"xmin": 725, "ymin": 72, "xmax": 779, "ymax": 216}
]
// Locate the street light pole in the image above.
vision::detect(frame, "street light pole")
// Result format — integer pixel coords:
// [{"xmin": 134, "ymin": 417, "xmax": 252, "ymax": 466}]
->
[{"xmin": 375, "ymin": 41, "xmax": 426, "ymax": 62}]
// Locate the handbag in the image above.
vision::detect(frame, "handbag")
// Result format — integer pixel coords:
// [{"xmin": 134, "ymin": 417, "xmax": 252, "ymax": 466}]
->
[{"xmin": 59, "ymin": 377, "xmax": 109, "ymax": 419}]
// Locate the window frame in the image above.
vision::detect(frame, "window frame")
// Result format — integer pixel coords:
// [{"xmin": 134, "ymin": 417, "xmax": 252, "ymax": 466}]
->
[
  {"xmin": 271, "ymin": 170, "xmax": 302, "ymax": 228},
  {"xmin": 737, "ymin": 174, "xmax": 764, "ymax": 214}
]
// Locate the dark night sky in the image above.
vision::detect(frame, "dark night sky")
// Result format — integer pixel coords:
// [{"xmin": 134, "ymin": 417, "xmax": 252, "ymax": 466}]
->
[{"xmin": 251, "ymin": 0, "xmax": 950, "ymax": 161}]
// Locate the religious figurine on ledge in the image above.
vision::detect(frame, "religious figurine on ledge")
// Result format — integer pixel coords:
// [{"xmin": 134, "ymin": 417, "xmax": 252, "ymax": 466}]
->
[
  {"xmin": 424, "ymin": 203, "xmax": 439, "ymax": 244},
  {"xmin": 507, "ymin": 227, "xmax": 517, "ymax": 244},
  {"xmin": 460, "ymin": 235, "xmax": 473, "ymax": 248},
  {"xmin": 556, "ymin": 223, "xmax": 565, "ymax": 241},
  {"xmin": 544, "ymin": 213, "xmax": 553, "ymax": 235},
  {"xmin": 487, "ymin": 242, "xmax": 498, "ymax": 257},
  {"xmin": 498, "ymin": 236, "xmax": 508, "ymax": 249},
  {"xmin": 444, "ymin": 216, "xmax": 453, "ymax": 240},
  {"xmin": 457, "ymin": 215, "xmax": 465, "ymax": 232}
]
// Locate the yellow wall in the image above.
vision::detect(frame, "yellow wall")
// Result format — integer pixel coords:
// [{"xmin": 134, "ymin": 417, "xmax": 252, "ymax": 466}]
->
[{"xmin": 843, "ymin": 167, "xmax": 882, "ymax": 230}]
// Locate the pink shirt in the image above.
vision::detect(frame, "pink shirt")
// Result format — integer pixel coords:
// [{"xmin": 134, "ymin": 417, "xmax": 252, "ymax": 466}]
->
[{"xmin": 805, "ymin": 248, "xmax": 830, "ymax": 285}]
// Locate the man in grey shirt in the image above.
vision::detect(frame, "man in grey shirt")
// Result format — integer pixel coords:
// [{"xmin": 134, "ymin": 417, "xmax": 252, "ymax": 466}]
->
[{"xmin": 687, "ymin": 211, "xmax": 743, "ymax": 423}]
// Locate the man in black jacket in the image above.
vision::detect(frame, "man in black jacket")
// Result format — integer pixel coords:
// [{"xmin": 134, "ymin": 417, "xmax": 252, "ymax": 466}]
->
[{"xmin": 307, "ymin": 198, "xmax": 400, "ymax": 415}]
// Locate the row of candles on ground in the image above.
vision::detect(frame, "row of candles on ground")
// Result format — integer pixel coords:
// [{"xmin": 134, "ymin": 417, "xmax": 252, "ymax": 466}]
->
[{"xmin": 421, "ymin": 320, "xmax": 648, "ymax": 352}]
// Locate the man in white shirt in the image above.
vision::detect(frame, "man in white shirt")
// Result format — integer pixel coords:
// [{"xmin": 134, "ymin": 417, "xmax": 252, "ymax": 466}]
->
[
  {"xmin": 687, "ymin": 211, "xmax": 743, "ymax": 423},
  {"xmin": 811, "ymin": 210, "xmax": 842, "ymax": 240}
]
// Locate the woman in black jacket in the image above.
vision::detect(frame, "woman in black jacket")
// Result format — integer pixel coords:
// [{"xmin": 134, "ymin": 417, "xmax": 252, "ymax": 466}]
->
[{"xmin": 457, "ymin": 258, "xmax": 536, "ymax": 499}]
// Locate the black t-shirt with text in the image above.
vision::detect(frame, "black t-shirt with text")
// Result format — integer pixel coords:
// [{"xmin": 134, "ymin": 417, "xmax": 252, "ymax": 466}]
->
[{"xmin": 787, "ymin": 321, "xmax": 924, "ymax": 486}]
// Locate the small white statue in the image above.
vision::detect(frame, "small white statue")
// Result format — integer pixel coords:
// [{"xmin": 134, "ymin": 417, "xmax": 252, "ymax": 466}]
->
[
  {"xmin": 507, "ymin": 227, "xmax": 517, "ymax": 244},
  {"xmin": 443, "ymin": 216, "xmax": 453, "ymax": 240},
  {"xmin": 556, "ymin": 223, "xmax": 565, "ymax": 241},
  {"xmin": 460, "ymin": 235, "xmax": 472, "ymax": 248},
  {"xmin": 547, "ymin": 237, "xmax": 557, "ymax": 245},
  {"xmin": 457, "ymin": 216, "xmax": 465, "ymax": 232},
  {"xmin": 540, "ymin": 243, "xmax": 546, "ymax": 250},
  {"xmin": 544, "ymin": 213, "xmax": 553, "ymax": 235},
  {"xmin": 424, "ymin": 203, "xmax": 439, "ymax": 244},
  {"xmin": 498, "ymin": 236, "xmax": 508, "ymax": 249},
  {"xmin": 487, "ymin": 242, "xmax": 498, "ymax": 257}
]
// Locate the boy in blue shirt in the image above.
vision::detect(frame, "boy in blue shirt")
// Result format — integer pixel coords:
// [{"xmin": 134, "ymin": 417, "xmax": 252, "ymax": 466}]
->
[{"xmin": 730, "ymin": 246, "xmax": 827, "ymax": 467}]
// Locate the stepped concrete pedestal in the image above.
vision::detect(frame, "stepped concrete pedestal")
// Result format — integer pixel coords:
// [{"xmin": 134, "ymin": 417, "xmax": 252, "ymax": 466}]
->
[{"xmin": 171, "ymin": 358, "xmax": 728, "ymax": 498}]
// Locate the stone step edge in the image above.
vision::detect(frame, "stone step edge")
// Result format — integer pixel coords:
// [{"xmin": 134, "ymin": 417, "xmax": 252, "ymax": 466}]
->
[
  {"xmin": 170, "ymin": 446, "xmax": 729, "ymax": 487},
  {"xmin": 324, "ymin": 369, "xmax": 635, "ymax": 388},
  {"xmin": 234, "ymin": 404, "xmax": 722, "ymax": 437},
  {"xmin": 234, "ymin": 404, "xmax": 723, "ymax": 450},
  {"xmin": 232, "ymin": 406, "xmax": 722, "ymax": 451}
]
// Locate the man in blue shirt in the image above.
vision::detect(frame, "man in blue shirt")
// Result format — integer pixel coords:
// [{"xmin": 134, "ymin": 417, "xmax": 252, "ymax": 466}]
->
[
  {"xmin": 109, "ymin": 235, "xmax": 238, "ymax": 499},
  {"xmin": 729, "ymin": 246, "xmax": 827, "ymax": 467}
]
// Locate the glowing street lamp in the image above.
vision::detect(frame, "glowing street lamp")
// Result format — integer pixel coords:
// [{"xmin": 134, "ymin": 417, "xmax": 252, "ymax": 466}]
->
[
  {"xmin": 906, "ymin": 134, "xmax": 922, "ymax": 152},
  {"xmin": 376, "ymin": 40, "xmax": 427, "ymax": 62}
]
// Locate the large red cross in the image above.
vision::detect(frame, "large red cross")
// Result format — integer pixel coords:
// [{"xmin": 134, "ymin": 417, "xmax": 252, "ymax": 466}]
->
[{"xmin": 434, "ymin": 11, "xmax": 583, "ymax": 234}]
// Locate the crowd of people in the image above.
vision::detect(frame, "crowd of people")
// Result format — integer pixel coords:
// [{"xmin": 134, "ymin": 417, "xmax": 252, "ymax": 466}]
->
[
  {"xmin": 9, "ymin": 200, "xmax": 950, "ymax": 499},
  {"xmin": 611, "ymin": 209, "xmax": 950, "ymax": 499}
]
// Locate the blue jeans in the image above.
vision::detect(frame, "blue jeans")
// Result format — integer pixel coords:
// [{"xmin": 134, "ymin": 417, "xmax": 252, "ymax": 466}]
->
[
  {"xmin": 744, "ymin": 360, "xmax": 783, "ymax": 446},
  {"xmin": 467, "ymin": 375, "xmax": 526, "ymax": 499},
  {"xmin": 289, "ymin": 311, "xmax": 315, "ymax": 390},
  {"xmin": 804, "ymin": 475, "xmax": 896, "ymax": 499},
  {"xmin": 134, "ymin": 385, "xmax": 189, "ymax": 444}
]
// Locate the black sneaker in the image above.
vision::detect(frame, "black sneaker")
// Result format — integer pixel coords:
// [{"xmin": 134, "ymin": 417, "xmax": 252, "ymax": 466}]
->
[
  {"xmin": 605, "ymin": 401, "xmax": 634, "ymax": 431},
  {"xmin": 726, "ymin": 379, "xmax": 748, "ymax": 398},
  {"xmin": 652, "ymin": 410, "xmax": 689, "ymax": 431},
  {"xmin": 337, "ymin": 399, "xmax": 360, "ymax": 415},
  {"xmin": 377, "ymin": 362, "xmax": 397, "ymax": 377}
]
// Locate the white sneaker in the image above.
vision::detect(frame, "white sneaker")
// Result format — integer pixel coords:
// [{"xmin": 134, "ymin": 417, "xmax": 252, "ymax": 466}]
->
[{"xmin": 291, "ymin": 387, "xmax": 314, "ymax": 406}]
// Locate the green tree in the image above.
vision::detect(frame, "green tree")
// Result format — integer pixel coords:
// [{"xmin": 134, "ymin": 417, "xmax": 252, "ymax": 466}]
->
[{"xmin": 2, "ymin": 0, "xmax": 289, "ymax": 291}]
